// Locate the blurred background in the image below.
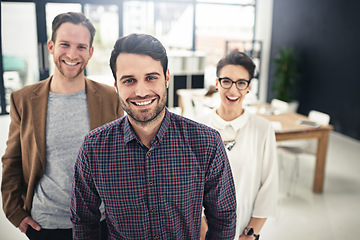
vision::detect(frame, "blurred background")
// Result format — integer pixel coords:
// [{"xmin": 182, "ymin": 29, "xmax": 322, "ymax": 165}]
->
[
  {"xmin": 1, "ymin": 0, "xmax": 359, "ymax": 140},
  {"xmin": 1, "ymin": 0, "xmax": 360, "ymax": 239}
]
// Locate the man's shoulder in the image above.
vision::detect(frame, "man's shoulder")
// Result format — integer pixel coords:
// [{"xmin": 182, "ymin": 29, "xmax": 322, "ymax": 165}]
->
[
  {"xmin": 86, "ymin": 117, "xmax": 124, "ymax": 141},
  {"xmin": 12, "ymin": 78, "xmax": 49, "ymax": 96},
  {"xmin": 170, "ymin": 112, "xmax": 220, "ymax": 139}
]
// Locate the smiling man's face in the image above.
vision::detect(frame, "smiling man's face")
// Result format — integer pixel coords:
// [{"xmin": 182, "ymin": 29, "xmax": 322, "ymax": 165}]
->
[
  {"xmin": 114, "ymin": 53, "xmax": 169, "ymax": 126},
  {"xmin": 48, "ymin": 22, "xmax": 93, "ymax": 80}
]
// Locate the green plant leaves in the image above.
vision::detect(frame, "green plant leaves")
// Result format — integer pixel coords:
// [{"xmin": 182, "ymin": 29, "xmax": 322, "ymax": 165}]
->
[{"xmin": 272, "ymin": 47, "xmax": 299, "ymax": 102}]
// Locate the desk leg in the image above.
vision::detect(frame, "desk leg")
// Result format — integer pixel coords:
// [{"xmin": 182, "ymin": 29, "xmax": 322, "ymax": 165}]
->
[{"xmin": 313, "ymin": 130, "xmax": 330, "ymax": 193}]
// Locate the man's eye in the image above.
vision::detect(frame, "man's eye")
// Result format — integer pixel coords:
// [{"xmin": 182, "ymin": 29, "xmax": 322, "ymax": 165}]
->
[
  {"xmin": 78, "ymin": 46, "xmax": 87, "ymax": 50},
  {"xmin": 123, "ymin": 79, "xmax": 134, "ymax": 84},
  {"xmin": 60, "ymin": 43, "xmax": 69, "ymax": 47},
  {"xmin": 147, "ymin": 76, "xmax": 157, "ymax": 81}
]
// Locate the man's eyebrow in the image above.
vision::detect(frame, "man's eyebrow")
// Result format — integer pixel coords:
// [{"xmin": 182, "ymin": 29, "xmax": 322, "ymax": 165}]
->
[
  {"xmin": 57, "ymin": 40, "xmax": 89, "ymax": 47},
  {"xmin": 120, "ymin": 75, "xmax": 134, "ymax": 80},
  {"xmin": 145, "ymin": 72, "xmax": 161, "ymax": 76},
  {"xmin": 78, "ymin": 43, "xmax": 89, "ymax": 48},
  {"xmin": 119, "ymin": 72, "xmax": 161, "ymax": 80}
]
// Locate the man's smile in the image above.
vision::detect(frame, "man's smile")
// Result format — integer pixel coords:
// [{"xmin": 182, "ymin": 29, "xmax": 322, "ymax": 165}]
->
[
  {"xmin": 131, "ymin": 98, "xmax": 156, "ymax": 107},
  {"xmin": 62, "ymin": 60, "xmax": 80, "ymax": 66}
]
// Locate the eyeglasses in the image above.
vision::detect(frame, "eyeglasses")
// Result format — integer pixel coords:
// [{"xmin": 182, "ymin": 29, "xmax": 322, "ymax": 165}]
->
[{"xmin": 218, "ymin": 77, "xmax": 251, "ymax": 90}]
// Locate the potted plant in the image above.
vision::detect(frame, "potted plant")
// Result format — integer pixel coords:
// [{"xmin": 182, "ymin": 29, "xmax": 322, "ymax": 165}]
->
[{"xmin": 272, "ymin": 47, "xmax": 299, "ymax": 111}]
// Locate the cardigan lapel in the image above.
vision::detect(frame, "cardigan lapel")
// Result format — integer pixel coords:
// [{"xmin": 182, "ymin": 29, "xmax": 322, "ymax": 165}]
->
[{"xmin": 31, "ymin": 77, "xmax": 51, "ymax": 171}]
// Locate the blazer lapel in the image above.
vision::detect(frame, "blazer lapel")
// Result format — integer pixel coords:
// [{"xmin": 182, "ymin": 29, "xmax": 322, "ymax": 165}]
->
[
  {"xmin": 31, "ymin": 78, "xmax": 51, "ymax": 170},
  {"xmin": 86, "ymin": 78, "xmax": 103, "ymax": 130}
]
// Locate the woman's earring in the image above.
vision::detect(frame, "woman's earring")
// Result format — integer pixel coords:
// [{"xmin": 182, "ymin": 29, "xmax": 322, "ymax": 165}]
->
[{"xmin": 247, "ymin": 91, "xmax": 249, "ymax": 93}]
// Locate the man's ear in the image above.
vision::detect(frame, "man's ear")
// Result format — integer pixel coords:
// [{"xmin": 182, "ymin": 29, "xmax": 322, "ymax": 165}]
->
[
  {"xmin": 165, "ymin": 69, "xmax": 170, "ymax": 88},
  {"xmin": 114, "ymin": 81, "xmax": 118, "ymax": 93},
  {"xmin": 48, "ymin": 40, "xmax": 54, "ymax": 54},
  {"xmin": 89, "ymin": 46, "xmax": 94, "ymax": 59}
]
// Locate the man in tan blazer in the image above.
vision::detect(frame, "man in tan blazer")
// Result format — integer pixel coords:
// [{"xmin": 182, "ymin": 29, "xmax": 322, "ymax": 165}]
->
[{"xmin": 1, "ymin": 12, "xmax": 123, "ymax": 240}]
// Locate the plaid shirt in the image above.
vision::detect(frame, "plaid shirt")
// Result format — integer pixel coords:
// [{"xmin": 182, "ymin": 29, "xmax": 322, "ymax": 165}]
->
[{"xmin": 71, "ymin": 109, "xmax": 236, "ymax": 239}]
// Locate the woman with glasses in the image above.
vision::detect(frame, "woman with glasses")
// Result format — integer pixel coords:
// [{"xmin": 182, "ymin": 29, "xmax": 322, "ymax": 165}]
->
[{"xmin": 198, "ymin": 51, "xmax": 278, "ymax": 240}]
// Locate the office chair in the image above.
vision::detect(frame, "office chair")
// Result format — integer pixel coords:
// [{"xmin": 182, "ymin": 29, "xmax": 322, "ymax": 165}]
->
[
  {"xmin": 277, "ymin": 110, "xmax": 331, "ymax": 195},
  {"xmin": 270, "ymin": 98, "xmax": 290, "ymax": 113},
  {"xmin": 176, "ymin": 88, "xmax": 207, "ymax": 120}
]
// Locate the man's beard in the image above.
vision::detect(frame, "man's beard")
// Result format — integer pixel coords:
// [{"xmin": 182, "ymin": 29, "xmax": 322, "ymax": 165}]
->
[
  {"xmin": 120, "ymin": 91, "xmax": 167, "ymax": 126},
  {"xmin": 55, "ymin": 58, "xmax": 86, "ymax": 79}
]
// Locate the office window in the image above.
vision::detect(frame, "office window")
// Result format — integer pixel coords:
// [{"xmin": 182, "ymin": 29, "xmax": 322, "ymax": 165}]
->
[
  {"xmin": 196, "ymin": 4, "xmax": 255, "ymax": 67},
  {"xmin": 84, "ymin": 4, "xmax": 119, "ymax": 86},
  {"xmin": 1, "ymin": 2, "xmax": 38, "ymax": 112},
  {"xmin": 123, "ymin": 1, "xmax": 193, "ymax": 51},
  {"xmin": 0, "ymin": 0, "xmax": 257, "ymax": 113},
  {"xmin": 197, "ymin": 0, "xmax": 255, "ymax": 3}
]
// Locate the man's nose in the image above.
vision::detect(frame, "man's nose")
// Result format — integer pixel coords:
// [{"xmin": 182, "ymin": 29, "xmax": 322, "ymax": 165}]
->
[
  {"xmin": 66, "ymin": 47, "xmax": 78, "ymax": 60},
  {"xmin": 134, "ymin": 81, "xmax": 151, "ymax": 97}
]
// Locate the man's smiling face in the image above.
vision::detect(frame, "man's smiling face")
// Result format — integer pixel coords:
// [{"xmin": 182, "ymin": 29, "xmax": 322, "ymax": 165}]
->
[
  {"xmin": 114, "ymin": 53, "xmax": 169, "ymax": 125},
  {"xmin": 48, "ymin": 22, "xmax": 93, "ymax": 80}
]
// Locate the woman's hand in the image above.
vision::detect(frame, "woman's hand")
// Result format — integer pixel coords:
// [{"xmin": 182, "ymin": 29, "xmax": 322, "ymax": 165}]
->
[{"xmin": 239, "ymin": 234, "xmax": 255, "ymax": 240}]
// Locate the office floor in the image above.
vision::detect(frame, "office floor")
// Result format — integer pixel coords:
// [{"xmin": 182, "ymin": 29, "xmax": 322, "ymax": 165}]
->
[{"xmin": 0, "ymin": 114, "xmax": 359, "ymax": 240}]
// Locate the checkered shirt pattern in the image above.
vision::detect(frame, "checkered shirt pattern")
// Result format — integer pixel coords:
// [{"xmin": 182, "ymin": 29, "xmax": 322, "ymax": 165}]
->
[{"xmin": 71, "ymin": 109, "xmax": 236, "ymax": 239}]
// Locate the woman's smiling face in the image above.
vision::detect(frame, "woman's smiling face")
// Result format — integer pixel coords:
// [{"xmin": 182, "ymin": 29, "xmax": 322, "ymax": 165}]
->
[{"xmin": 216, "ymin": 64, "xmax": 251, "ymax": 115}]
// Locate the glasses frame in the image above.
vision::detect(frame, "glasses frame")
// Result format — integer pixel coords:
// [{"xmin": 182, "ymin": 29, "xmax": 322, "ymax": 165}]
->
[{"xmin": 218, "ymin": 77, "xmax": 251, "ymax": 91}]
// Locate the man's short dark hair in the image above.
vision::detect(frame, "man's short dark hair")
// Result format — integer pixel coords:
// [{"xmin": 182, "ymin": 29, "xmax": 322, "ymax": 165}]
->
[
  {"xmin": 216, "ymin": 51, "xmax": 256, "ymax": 80},
  {"xmin": 110, "ymin": 33, "xmax": 168, "ymax": 81},
  {"xmin": 51, "ymin": 12, "xmax": 96, "ymax": 47}
]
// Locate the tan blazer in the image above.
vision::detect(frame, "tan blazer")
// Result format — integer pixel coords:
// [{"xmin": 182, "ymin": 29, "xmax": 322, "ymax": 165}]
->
[{"xmin": 1, "ymin": 77, "xmax": 123, "ymax": 227}]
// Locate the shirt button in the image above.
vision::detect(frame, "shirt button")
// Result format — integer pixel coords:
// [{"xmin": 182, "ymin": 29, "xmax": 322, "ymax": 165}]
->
[
  {"xmin": 149, "ymin": 181, "xmax": 153, "ymax": 186},
  {"xmin": 154, "ymin": 234, "xmax": 160, "ymax": 239},
  {"xmin": 147, "ymin": 152, "xmax": 151, "ymax": 156},
  {"xmin": 151, "ymin": 208, "xmax": 156, "ymax": 213}
]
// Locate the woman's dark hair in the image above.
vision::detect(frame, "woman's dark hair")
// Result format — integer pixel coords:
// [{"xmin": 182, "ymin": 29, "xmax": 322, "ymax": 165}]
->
[
  {"xmin": 51, "ymin": 12, "xmax": 96, "ymax": 47},
  {"xmin": 216, "ymin": 51, "xmax": 256, "ymax": 80},
  {"xmin": 110, "ymin": 33, "xmax": 168, "ymax": 81}
]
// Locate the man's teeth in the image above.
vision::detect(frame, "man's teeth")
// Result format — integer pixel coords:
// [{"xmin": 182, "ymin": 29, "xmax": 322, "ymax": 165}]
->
[
  {"xmin": 135, "ymin": 100, "xmax": 152, "ymax": 106},
  {"xmin": 64, "ymin": 61, "xmax": 77, "ymax": 66}
]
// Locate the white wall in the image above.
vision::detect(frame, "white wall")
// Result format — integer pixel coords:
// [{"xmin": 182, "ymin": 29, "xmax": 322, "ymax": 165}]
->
[{"xmin": 255, "ymin": 0, "xmax": 274, "ymax": 102}]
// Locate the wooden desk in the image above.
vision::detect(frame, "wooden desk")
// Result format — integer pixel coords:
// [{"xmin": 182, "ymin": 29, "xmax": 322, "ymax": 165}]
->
[
  {"xmin": 176, "ymin": 93, "xmax": 334, "ymax": 193},
  {"xmin": 258, "ymin": 111, "xmax": 333, "ymax": 193}
]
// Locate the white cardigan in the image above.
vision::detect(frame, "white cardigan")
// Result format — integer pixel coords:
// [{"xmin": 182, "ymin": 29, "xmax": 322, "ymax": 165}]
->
[{"xmin": 197, "ymin": 109, "xmax": 278, "ymax": 239}]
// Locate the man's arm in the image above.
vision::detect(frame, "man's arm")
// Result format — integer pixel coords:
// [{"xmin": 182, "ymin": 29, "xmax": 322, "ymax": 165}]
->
[
  {"xmin": 203, "ymin": 132, "xmax": 236, "ymax": 240},
  {"xmin": 1, "ymin": 93, "xmax": 30, "ymax": 227},
  {"xmin": 71, "ymin": 141, "xmax": 102, "ymax": 240}
]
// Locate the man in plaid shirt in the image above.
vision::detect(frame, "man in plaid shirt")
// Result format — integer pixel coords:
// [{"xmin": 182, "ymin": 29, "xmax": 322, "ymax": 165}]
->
[{"xmin": 71, "ymin": 33, "xmax": 236, "ymax": 239}]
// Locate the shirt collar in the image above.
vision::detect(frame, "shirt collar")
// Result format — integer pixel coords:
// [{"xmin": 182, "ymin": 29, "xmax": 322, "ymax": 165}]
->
[
  {"xmin": 123, "ymin": 116, "xmax": 137, "ymax": 144},
  {"xmin": 211, "ymin": 108, "xmax": 250, "ymax": 131},
  {"xmin": 123, "ymin": 108, "xmax": 171, "ymax": 146},
  {"xmin": 154, "ymin": 108, "xmax": 171, "ymax": 145}
]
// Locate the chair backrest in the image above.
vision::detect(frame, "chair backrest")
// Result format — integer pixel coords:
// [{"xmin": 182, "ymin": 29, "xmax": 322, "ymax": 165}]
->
[
  {"xmin": 308, "ymin": 110, "xmax": 330, "ymax": 125},
  {"xmin": 271, "ymin": 99, "xmax": 289, "ymax": 112},
  {"xmin": 176, "ymin": 88, "xmax": 207, "ymax": 119}
]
